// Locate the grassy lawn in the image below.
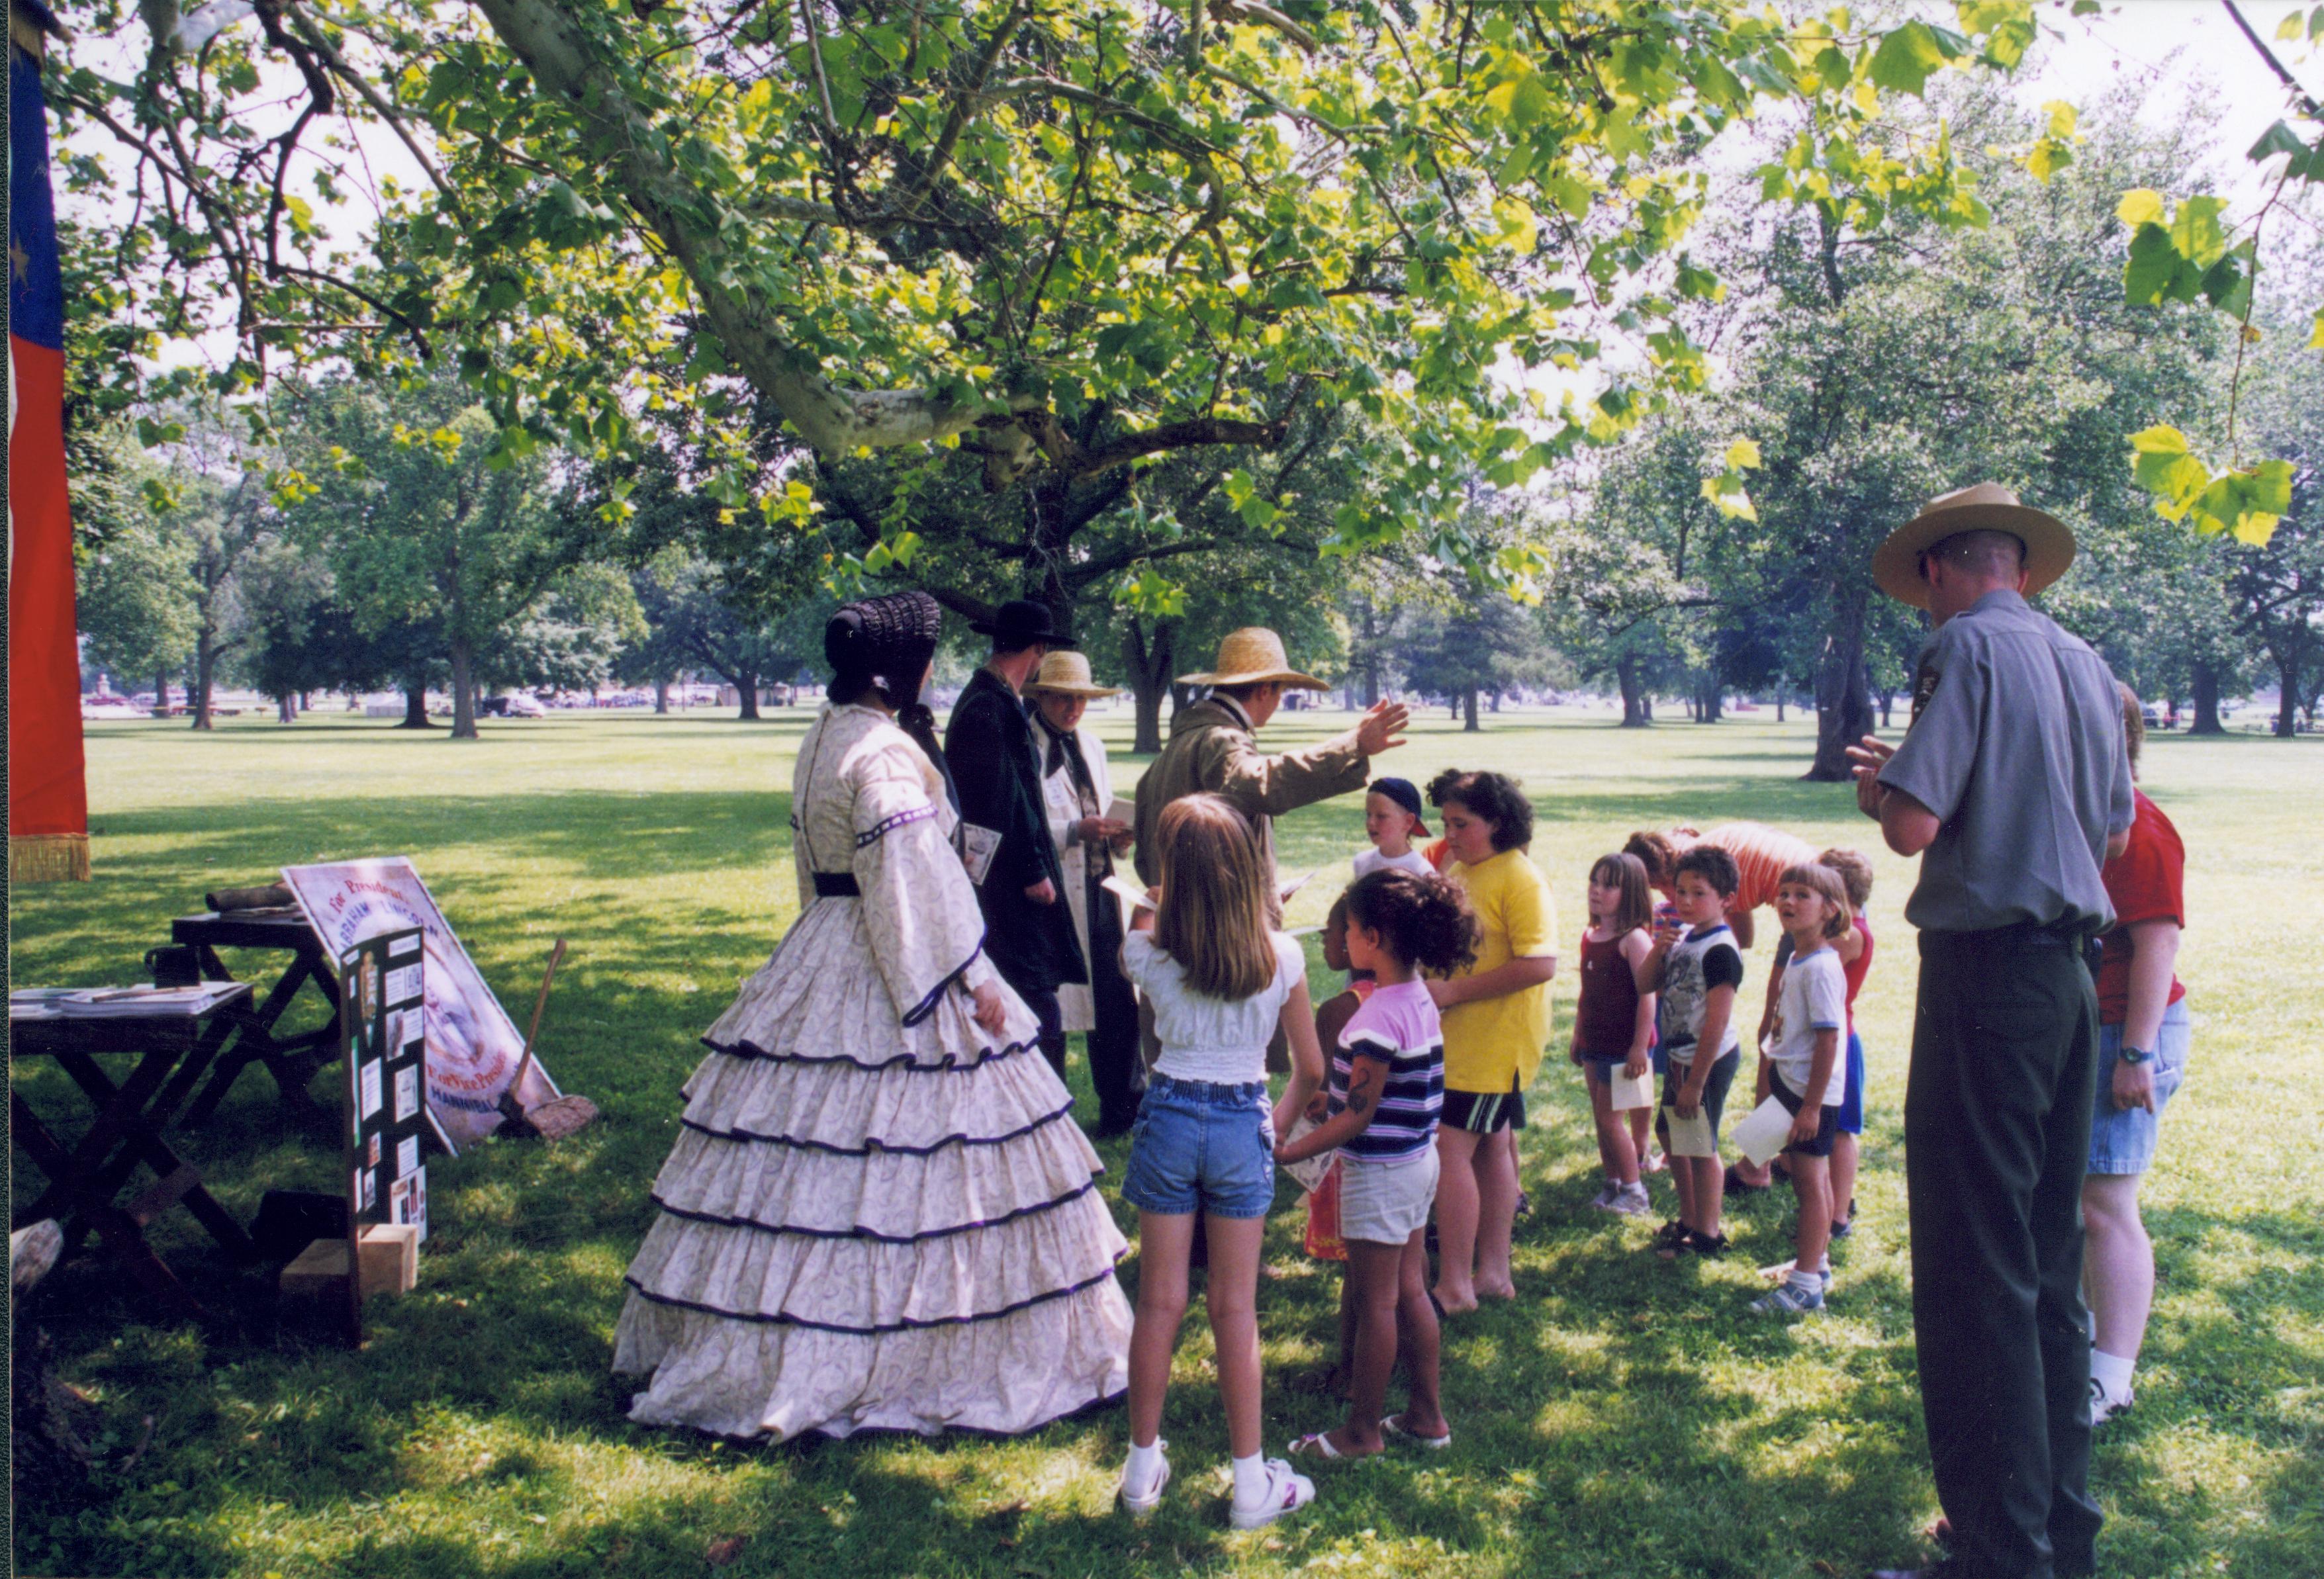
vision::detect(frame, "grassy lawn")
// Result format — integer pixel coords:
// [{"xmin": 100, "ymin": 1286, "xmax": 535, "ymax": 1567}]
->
[{"xmin": 10, "ymin": 706, "xmax": 2321, "ymax": 1579}]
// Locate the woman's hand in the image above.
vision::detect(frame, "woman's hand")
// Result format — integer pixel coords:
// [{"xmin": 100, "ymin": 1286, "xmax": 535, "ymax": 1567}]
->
[
  {"xmin": 2112, "ymin": 1058, "xmax": 2157, "ymax": 1114},
  {"xmin": 969, "ymin": 979, "xmax": 1009, "ymax": 1037}
]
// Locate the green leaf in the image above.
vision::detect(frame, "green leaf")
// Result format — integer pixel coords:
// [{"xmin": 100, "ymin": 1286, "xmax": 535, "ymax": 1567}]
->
[
  {"xmin": 2041, "ymin": 100, "xmax": 2076, "ymax": 138},
  {"xmin": 2122, "ymin": 222, "xmax": 2196, "ymax": 305},
  {"xmin": 2278, "ymin": 9, "xmax": 2307, "ymax": 39},
  {"xmin": 1723, "ymin": 438, "xmax": 1762, "ymax": 471},
  {"xmin": 1867, "ymin": 22, "xmax": 1951, "ymax": 97},
  {"xmin": 2247, "ymin": 120, "xmax": 2309, "ymax": 162},
  {"xmin": 2026, "ymin": 138, "xmax": 2072, "ymax": 183},
  {"xmin": 2127, "ymin": 426, "xmax": 2190, "ymax": 456},
  {"xmin": 2309, "ymin": 308, "xmax": 2324, "ymax": 349},
  {"xmin": 2168, "ymin": 195, "xmax": 2229, "ymax": 267},
  {"xmin": 2115, "ymin": 189, "xmax": 2165, "ymax": 227}
]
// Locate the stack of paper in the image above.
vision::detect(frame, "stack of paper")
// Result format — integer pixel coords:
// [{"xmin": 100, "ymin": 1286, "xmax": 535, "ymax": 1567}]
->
[{"xmin": 9, "ymin": 983, "xmax": 248, "ymax": 1020}]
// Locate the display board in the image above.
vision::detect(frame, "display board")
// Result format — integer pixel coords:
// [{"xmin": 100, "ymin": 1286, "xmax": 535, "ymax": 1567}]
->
[
  {"xmin": 340, "ymin": 927, "xmax": 425, "ymax": 1341},
  {"xmin": 283, "ymin": 858, "xmax": 560, "ymax": 1151}
]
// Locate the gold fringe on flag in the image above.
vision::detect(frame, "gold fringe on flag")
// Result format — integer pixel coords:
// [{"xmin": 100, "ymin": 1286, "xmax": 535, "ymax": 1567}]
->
[{"xmin": 11, "ymin": 833, "xmax": 90, "ymax": 882}]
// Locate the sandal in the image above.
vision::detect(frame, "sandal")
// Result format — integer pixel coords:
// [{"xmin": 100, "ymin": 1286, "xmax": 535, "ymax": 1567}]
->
[
  {"xmin": 1119, "ymin": 1440, "xmax": 1170, "ymax": 1517},
  {"xmin": 1229, "ymin": 1459, "xmax": 1316, "ymax": 1529},
  {"xmin": 1683, "ymin": 1228, "xmax": 1731, "ymax": 1259},
  {"xmin": 1650, "ymin": 1218, "xmax": 1689, "ymax": 1251},
  {"xmin": 1286, "ymin": 1432, "xmax": 1346, "ymax": 1460},
  {"xmin": 1382, "ymin": 1414, "xmax": 1452, "ymax": 1451}
]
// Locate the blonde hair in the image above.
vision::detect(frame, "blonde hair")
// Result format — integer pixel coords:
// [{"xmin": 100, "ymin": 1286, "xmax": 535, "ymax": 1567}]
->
[
  {"xmin": 1779, "ymin": 862, "xmax": 1853, "ymax": 940},
  {"xmin": 1153, "ymin": 795, "xmax": 1277, "ymax": 1000},
  {"xmin": 1814, "ymin": 848, "xmax": 1875, "ymax": 913}
]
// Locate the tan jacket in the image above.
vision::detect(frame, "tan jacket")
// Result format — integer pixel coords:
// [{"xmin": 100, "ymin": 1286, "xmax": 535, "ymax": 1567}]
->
[{"xmin": 1132, "ymin": 696, "xmax": 1370, "ymax": 897}]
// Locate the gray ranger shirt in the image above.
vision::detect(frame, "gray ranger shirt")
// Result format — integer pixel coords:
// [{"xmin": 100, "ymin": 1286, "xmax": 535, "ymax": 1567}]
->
[{"xmin": 1879, "ymin": 588, "xmax": 2134, "ymax": 935}]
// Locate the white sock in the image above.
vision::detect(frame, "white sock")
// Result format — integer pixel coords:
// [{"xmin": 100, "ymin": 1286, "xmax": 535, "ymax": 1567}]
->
[
  {"xmin": 1230, "ymin": 1452, "xmax": 1270, "ymax": 1505},
  {"xmin": 1787, "ymin": 1267, "xmax": 1822, "ymax": 1294},
  {"xmin": 1125, "ymin": 1439, "xmax": 1164, "ymax": 1494},
  {"xmin": 2091, "ymin": 1348, "xmax": 2136, "ymax": 1400}
]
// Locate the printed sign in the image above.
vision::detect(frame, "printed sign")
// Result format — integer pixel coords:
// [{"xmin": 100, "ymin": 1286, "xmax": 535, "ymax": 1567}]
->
[{"xmin": 285, "ymin": 858, "xmax": 559, "ymax": 1152}]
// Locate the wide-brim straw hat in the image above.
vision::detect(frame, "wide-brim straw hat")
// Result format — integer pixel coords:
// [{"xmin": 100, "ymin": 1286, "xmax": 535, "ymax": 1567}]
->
[
  {"xmin": 1024, "ymin": 650, "xmax": 1120, "ymax": 699},
  {"xmin": 1176, "ymin": 627, "xmax": 1328, "ymax": 691},
  {"xmin": 1873, "ymin": 482, "xmax": 2077, "ymax": 610}
]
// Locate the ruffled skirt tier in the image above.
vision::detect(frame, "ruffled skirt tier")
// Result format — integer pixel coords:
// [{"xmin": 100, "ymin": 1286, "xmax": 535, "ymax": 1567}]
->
[{"xmin": 612, "ymin": 898, "xmax": 1132, "ymax": 1441}]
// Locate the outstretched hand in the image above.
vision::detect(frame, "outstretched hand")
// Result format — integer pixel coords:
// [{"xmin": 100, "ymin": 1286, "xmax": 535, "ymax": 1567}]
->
[{"xmin": 1356, "ymin": 699, "xmax": 1411, "ymax": 756}]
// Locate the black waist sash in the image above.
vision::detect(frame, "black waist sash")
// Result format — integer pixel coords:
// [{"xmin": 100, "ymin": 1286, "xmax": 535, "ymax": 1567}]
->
[{"xmin": 812, "ymin": 872, "xmax": 860, "ymax": 898}]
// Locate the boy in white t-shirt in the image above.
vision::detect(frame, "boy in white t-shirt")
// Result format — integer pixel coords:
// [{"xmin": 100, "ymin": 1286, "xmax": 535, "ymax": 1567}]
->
[
  {"xmin": 1751, "ymin": 862, "xmax": 1853, "ymax": 1316},
  {"xmin": 1353, "ymin": 778, "xmax": 1436, "ymax": 880}
]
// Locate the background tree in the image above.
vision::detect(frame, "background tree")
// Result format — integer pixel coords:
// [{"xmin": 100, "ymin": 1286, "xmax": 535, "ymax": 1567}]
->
[{"xmin": 73, "ymin": 422, "xmax": 198, "ymax": 704}]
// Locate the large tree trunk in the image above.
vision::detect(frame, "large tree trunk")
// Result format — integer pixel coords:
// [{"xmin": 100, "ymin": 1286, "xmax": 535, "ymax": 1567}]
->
[
  {"xmin": 1461, "ymin": 688, "xmax": 1479, "ymax": 731},
  {"xmin": 1879, "ymin": 689, "xmax": 1895, "ymax": 729},
  {"xmin": 653, "ymin": 678, "xmax": 671, "ymax": 715},
  {"xmin": 191, "ymin": 635, "xmax": 218, "ymax": 730},
  {"xmin": 736, "ymin": 668, "xmax": 762, "ymax": 721},
  {"xmin": 276, "ymin": 692, "xmax": 297, "ymax": 724},
  {"xmin": 1775, "ymin": 693, "xmax": 1786, "ymax": 723},
  {"xmin": 1122, "ymin": 617, "xmax": 1178, "ymax": 754},
  {"xmin": 1616, "ymin": 657, "xmax": 1651, "ymax": 728},
  {"xmin": 398, "ymin": 683, "xmax": 436, "ymax": 729},
  {"xmin": 1808, "ymin": 604, "xmax": 1876, "ymax": 781},
  {"xmin": 154, "ymin": 666, "xmax": 171, "ymax": 719},
  {"xmin": 2190, "ymin": 660, "xmax": 2225, "ymax": 735},
  {"xmin": 2276, "ymin": 652, "xmax": 2301, "ymax": 738},
  {"xmin": 1698, "ymin": 684, "xmax": 1724, "ymax": 723},
  {"xmin": 449, "ymin": 642, "xmax": 481, "ymax": 739}
]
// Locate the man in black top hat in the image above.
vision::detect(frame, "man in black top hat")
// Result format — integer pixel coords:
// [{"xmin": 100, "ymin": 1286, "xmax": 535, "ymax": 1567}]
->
[{"xmin": 945, "ymin": 600, "xmax": 1087, "ymax": 1075}]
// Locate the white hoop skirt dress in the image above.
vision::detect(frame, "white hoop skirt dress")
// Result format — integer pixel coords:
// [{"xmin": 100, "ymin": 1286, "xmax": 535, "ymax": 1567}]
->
[{"xmin": 612, "ymin": 703, "xmax": 1133, "ymax": 1441}]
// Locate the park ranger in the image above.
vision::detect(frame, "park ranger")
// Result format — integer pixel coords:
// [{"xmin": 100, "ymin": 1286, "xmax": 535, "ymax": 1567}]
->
[{"xmin": 1849, "ymin": 484, "xmax": 2134, "ymax": 1579}]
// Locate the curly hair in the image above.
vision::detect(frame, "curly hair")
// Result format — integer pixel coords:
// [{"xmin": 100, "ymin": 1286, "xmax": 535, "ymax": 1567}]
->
[
  {"xmin": 1426, "ymin": 770, "xmax": 1533, "ymax": 852},
  {"xmin": 1673, "ymin": 843, "xmax": 1740, "ymax": 900},
  {"xmin": 1814, "ymin": 847, "xmax": 1875, "ymax": 912},
  {"xmin": 1342, "ymin": 869, "xmax": 1477, "ymax": 976}
]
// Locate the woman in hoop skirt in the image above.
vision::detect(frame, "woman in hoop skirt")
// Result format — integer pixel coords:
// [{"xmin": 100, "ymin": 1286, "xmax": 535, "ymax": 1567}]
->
[{"xmin": 613, "ymin": 591, "xmax": 1132, "ymax": 1440}]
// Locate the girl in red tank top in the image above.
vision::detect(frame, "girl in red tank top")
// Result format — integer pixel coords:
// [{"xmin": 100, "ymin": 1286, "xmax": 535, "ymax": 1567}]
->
[{"xmin": 1570, "ymin": 854, "xmax": 1659, "ymax": 1215}]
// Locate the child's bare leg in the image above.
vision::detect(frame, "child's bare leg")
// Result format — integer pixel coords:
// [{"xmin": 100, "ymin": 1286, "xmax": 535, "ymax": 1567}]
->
[
  {"xmin": 1128, "ymin": 1213, "xmax": 1193, "ymax": 1447},
  {"xmin": 1325, "ymin": 1239, "xmax": 1402, "ymax": 1455},
  {"xmin": 1202, "ymin": 1212, "xmax": 1270, "ymax": 1461},
  {"xmin": 1631, "ymin": 1104, "xmax": 1661, "ymax": 1171},
  {"xmin": 1790, "ymin": 1154, "xmax": 1832, "ymax": 1273},
  {"xmin": 1334, "ymin": 1264, "xmax": 1358, "ymax": 1392},
  {"xmin": 1474, "ymin": 1129, "xmax": 1519, "ymax": 1300},
  {"xmin": 1431, "ymin": 1127, "xmax": 1481, "ymax": 1312},
  {"xmin": 1830, "ymin": 1131, "xmax": 1859, "ymax": 1229},
  {"xmin": 1589, "ymin": 1078, "xmax": 1639, "ymax": 1187},
  {"xmin": 1393, "ymin": 1230, "xmax": 1447, "ymax": 1437}
]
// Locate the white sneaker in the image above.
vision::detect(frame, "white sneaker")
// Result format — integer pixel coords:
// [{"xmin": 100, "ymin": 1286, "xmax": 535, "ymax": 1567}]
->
[
  {"xmin": 1228, "ymin": 1459, "xmax": 1315, "ymax": 1529},
  {"xmin": 1119, "ymin": 1441, "xmax": 1170, "ymax": 1516},
  {"xmin": 2089, "ymin": 1376, "xmax": 2133, "ymax": 1427},
  {"xmin": 1610, "ymin": 1181, "xmax": 1651, "ymax": 1216}
]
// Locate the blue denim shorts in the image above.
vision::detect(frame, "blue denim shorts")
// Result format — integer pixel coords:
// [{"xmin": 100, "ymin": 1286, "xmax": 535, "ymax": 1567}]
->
[
  {"xmin": 1121, "ymin": 1073, "xmax": 1278, "ymax": 1219},
  {"xmin": 1836, "ymin": 1030, "xmax": 1866, "ymax": 1136},
  {"xmin": 2088, "ymin": 999, "xmax": 2191, "ymax": 1175}
]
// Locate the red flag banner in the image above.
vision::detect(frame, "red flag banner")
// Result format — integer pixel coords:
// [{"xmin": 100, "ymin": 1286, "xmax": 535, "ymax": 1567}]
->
[{"xmin": 9, "ymin": 21, "xmax": 91, "ymax": 881}]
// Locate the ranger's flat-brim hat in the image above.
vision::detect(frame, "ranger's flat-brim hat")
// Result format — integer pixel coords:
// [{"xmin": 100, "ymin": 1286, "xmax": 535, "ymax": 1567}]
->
[
  {"xmin": 1873, "ymin": 482, "xmax": 2076, "ymax": 610},
  {"xmin": 1177, "ymin": 627, "xmax": 1328, "ymax": 691},
  {"xmin": 1024, "ymin": 650, "xmax": 1120, "ymax": 699}
]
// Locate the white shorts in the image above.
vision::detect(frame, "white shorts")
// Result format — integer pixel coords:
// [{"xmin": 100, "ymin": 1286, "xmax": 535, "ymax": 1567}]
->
[{"xmin": 1337, "ymin": 1148, "xmax": 1440, "ymax": 1245}]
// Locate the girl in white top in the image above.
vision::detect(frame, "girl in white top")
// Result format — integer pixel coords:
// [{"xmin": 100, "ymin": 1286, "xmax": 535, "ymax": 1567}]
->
[
  {"xmin": 1117, "ymin": 794, "xmax": 1326, "ymax": 1529},
  {"xmin": 1352, "ymin": 776, "xmax": 1436, "ymax": 880}
]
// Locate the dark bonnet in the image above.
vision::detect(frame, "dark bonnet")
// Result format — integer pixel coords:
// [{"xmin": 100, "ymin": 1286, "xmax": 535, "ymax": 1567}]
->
[{"xmin": 826, "ymin": 590, "xmax": 943, "ymax": 701}]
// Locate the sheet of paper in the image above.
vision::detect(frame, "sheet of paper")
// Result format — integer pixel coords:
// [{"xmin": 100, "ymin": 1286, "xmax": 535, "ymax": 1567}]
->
[
  {"xmin": 958, "ymin": 823, "xmax": 1001, "ymax": 886},
  {"xmin": 396, "ymin": 1134, "xmax": 422, "ymax": 1180},
  {"xmin": 1609, "ymin": 1069, "xmax": 1657, "ymax": 1112},
  {"xmin": 359, "ymin": 1060, "xmax": 383, "ymax": 1118},
  {"xmin": 393, "ymin": 1065, "xmax": 421, "ymax": 1122},
  {"xmin": 1664, "ymin": 1103, "xmax": 1718, "ymax": 1159},
  {"xmin": 1278, "ymin": 868, "xmax": 1317, "ymax": 905},
  {"xmin": 1101, "ymin": 873, "xmax": 1155, "ymax": 911},
  {"xmin": 1732, "ymin": 1095, "xmax": 1797, "ymax": 1167},
  {"xmin": 1107, "ymin": 795, "xmax": 1135, "ymax": 826},
  {"xmin": 1278, "ymin": 1113, "xmax": 1334, "ymax": 1194}
]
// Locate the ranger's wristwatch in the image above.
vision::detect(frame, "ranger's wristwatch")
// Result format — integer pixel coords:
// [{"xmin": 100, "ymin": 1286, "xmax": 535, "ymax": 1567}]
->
[{"xmin": 2117, "ymin": 1044, "xmax": 2155, "ymax": 1066}]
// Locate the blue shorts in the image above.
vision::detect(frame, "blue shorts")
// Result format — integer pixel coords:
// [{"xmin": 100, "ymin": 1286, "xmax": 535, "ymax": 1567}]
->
[
  {"xmin": 2088, "ymin": 999, "xmax": 2191, "ymax": 1175},
  {"xmin": 1121, "ymin": 1073, "xmax": 1277, "ymax": 1218},
  {"xmin": 1836, "ymin": 1031, "xmax": 1866, "ymax": 1136}
]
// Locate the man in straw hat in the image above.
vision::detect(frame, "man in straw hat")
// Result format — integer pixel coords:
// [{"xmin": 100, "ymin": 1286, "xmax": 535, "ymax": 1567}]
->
[
  {"xmin": 947, "ymin": 600, "xmax": 1086, "ymax": 1075},
  {"xmin": 1847, "ymin": 484, "xmax": 2133, "ymax": 1579},
  {"xmin": 1026, "ymin": 649, "xmax": 1143, "ymax": 1136},
  {"xmin": 1133, "ymin": 629, "xmax": 1410, "ymax": 1070}
]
